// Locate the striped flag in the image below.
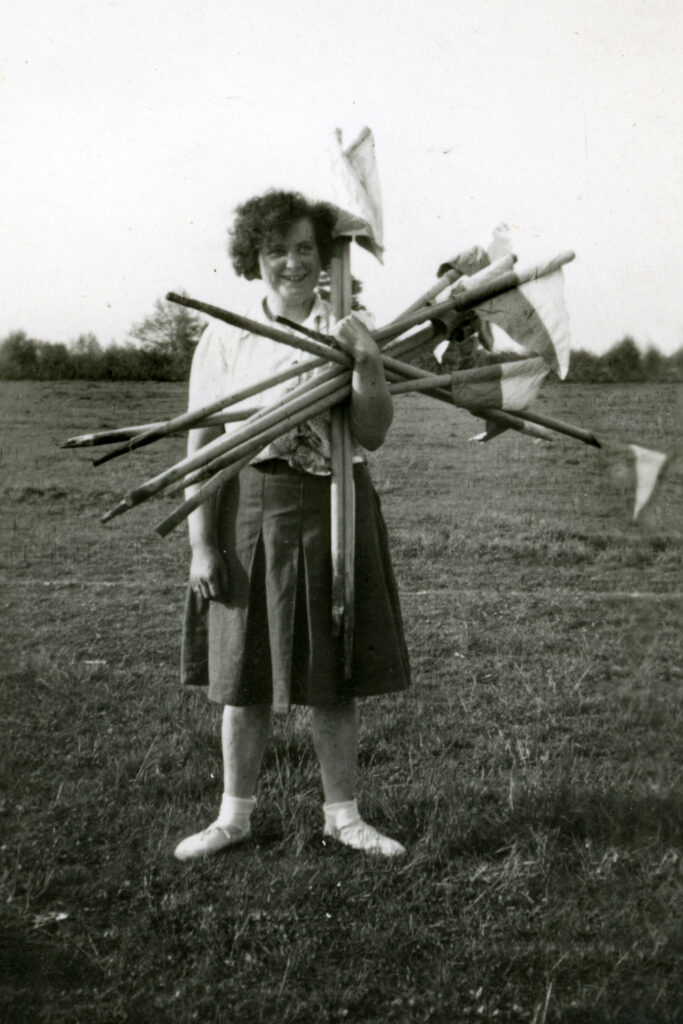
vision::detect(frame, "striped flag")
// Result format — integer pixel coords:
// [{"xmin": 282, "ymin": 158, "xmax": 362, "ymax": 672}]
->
[
  {"xmin": 451, "ymin": 357, "xmax": 549, "ymax": 413},
  {"xmin": 470, "ymin": 267, "xmax": 571, "ymax": 379}
]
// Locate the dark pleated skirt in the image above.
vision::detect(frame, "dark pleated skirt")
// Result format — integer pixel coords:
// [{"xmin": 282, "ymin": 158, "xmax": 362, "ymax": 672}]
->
[{"xmin": 180, "ymin": 460, "xmax": 410, "ymax": 713}]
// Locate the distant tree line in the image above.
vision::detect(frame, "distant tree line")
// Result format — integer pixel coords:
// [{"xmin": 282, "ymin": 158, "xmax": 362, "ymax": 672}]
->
[
  {"xmin": 0, "ymin": 298, "xmax": 205, "ymax": 382},
  {"xmin": 563, "ymin": 336, "xmax": 683, "ymax": 383},
  {"xmin": 0, "ymin": 298, "xmax": 681, "ymax": 383},
  {"xmin": 409, "ymin": 331, "xmax": 682, "ymax": 383}
]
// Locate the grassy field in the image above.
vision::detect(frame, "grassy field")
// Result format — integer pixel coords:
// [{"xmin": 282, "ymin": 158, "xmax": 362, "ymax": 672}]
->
[{"xmin": 1, "ymin": 379, "xmax": 681, "ymax": 1024}]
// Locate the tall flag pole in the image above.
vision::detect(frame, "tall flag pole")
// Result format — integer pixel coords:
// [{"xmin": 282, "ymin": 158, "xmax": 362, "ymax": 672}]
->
[
  {"xmin": 329, "ymin": 127, "xmax": 385, "ymax": 678},
  {"xmin": 329, "ymin": 240, "xmax": 354, "ymax": 673}
]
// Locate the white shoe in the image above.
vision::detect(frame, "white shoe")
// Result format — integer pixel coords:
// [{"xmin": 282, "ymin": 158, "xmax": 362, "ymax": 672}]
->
[
  {"xmin": 174, "ymin": 821, "xmax": 251, "ymax": 861},
  {"xmin": 323, "ymin": 802, "xmax": 406, "ymax": 858}
]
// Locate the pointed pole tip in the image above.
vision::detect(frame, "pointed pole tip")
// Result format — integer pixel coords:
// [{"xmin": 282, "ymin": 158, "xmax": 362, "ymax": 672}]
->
[{"xmin": 100, "ymin": 501, "xmax": 129, "ymax": 524}]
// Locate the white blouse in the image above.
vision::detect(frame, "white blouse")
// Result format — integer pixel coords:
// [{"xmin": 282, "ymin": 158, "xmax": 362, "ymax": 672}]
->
[{"xmin": 187, "ymin": 292, "xmax": 367, "ymax": 476}]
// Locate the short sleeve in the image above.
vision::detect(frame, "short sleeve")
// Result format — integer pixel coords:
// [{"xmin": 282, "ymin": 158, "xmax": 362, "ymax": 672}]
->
[{"xmin": 187, "ymin": 323, "xmax": 230, "ymax": 411}]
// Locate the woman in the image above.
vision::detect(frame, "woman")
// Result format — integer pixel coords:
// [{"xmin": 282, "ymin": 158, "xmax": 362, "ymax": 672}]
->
[{"xmin": 175, "ymin": 190, "xmax": 410, "ymax": 861}]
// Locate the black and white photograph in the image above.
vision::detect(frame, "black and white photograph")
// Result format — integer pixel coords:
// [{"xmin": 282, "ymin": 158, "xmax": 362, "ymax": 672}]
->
[{"xmin": 1, "ymin": 2, "xmax": 681, "ymax": 1022}]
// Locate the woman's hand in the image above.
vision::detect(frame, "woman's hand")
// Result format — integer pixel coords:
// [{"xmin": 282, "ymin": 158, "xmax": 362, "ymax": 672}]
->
[
  {"xmin": 190, "ymin": 542, "xmax": 230, "ymax": 607},
  {"xmin": 333, "ymin": 314, "xmax": 381, "ymax": 366},
  {"xmin": 332, "ymin": 314, "xmax": 393, "ymax": 451}
]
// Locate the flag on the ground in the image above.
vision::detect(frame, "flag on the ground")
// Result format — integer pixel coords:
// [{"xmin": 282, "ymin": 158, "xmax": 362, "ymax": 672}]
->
[
  {"xmin": 330, "ymin": 127, "xmax": 384, "ymax": 261},
  {"xmin": 451, "ymin": 357, "xmax": 549, "ymax": 413}
]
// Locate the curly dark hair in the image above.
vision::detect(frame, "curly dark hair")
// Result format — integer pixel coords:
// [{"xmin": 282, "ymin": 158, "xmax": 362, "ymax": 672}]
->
[{"xmin": 228, "ymin": 190, "xmax": 338, "ymax": 280}]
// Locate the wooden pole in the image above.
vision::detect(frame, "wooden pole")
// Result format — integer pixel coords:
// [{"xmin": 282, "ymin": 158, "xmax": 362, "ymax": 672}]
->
[
  {"xmin": 168, "ymin": 376, "xmax": 351, "ymax": 495},
  {"xmin": 389, "ymin": 253, "xmax": 516, "ymax": 323},
  {"xmin": 167, "ymin": 292, "xmax": 351, "ymax": 365},
  {"xmin": 101, "ymin": 367, "xmax": 349, "ymax": 522},
  {"xmin": 92, "ymin": 354, "xmax": 332, "ymax": 465},
  {"xmin": 60, "ymin": 410, "xmax": 256, "ymax": 448},
  {"xmin": 372, "ymin": 251, "xmax": 575, "ymax": 345},
  {"xmin": 390, "ymin": 268, "xmax": 460, "ymax": 320},
  {"xmin": 329, "ymin": 237, "xmax": 355, "ymax": 678},
  {"xmin": 155, "ymin": 379, "xmax": 352, "ymax": 536}
]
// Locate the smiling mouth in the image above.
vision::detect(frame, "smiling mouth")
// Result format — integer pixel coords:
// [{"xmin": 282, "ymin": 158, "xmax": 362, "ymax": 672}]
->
[{"xmin": 281, "ymin": 274, "xmax": 309, "ymax": 284}]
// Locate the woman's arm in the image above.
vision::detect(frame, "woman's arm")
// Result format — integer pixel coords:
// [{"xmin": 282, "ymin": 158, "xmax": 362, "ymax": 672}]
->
[
  {"xmin": 333, "ymin": 314, "xmax": 393, "ymax": 451},
  {"xmin": 186, "ymin": 424, "xmax": 230, "ymax": 603}
]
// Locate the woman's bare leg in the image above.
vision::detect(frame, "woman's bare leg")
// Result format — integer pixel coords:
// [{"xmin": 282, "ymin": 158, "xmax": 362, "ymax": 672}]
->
[
  {"xmin": 221, "ymin": 704, "xmax": 272, "ymax": 797},
  {"xmin": 174, "ymin": 704, "xmax": 271, "ymax": 860},
  {"xmin": 311, "ymin": 700, "xmax": 405, "ymax": 857},
  {"xmin": 310, "ymin": 700, "xmax": 357, "ymax": 802}
]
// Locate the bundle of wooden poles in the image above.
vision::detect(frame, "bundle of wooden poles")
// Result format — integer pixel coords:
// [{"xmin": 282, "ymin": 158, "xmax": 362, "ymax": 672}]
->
[
  {"xmin": 61, "ymin": 250, "xmax": 596, "ymax": 540},
  {"xmin": 63, "ymin": 246, "xmax": 596, "ymax": 677}
]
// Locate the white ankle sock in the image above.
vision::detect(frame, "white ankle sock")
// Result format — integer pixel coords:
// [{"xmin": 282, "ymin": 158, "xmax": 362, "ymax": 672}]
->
[
  {"xmin": 217, "ymin": 794, "xmax": 256, "ymax": 830},
  {"xmin": 323, "ymin": 798, "xmax": 360, "ymax": 831}
]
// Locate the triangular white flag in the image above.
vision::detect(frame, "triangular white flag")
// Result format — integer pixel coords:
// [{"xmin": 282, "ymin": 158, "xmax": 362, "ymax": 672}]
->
[
  {"xmin": 330, "ymin": 127, "xmax": 384, "ymax": 262},
  {"xmin": 629, "ymin": 444, "xmax": 668, "ymax": 520}
]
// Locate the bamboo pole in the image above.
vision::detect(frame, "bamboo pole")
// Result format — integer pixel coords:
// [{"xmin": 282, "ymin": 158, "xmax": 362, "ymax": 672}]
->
[
  {"xmin": 389, "ymin": 253, "xmax": 517, "ymax": 322},
  {"xmin": 156, "ymin": 454, "xmax": 257, "ymax": 539},
  {"xmin": 167, "ymin": 292, "xmax": 351, "ymax": 367},
  {"xmin": 163, "ymin": 249, "xmax": 572, "ymax": 390},
  {"xmin": 92, "ymin": 337, "xmax": 344, "ymax": 466},
  {"xmin": 101, "ymin": 367, "xmax": 349, "ymax": 522},
  {"xmin": 366, "ymin": 325, "xmax": 604, "ymax": 450},
  {"xmin": 372, "ymin": 251, "xmax": 575, "ymax": 345},
  {"xmin": 391, "ymin": 268, "xmax": 460, "ymax": 320},
  {"xmin": 380, "ymin": 323, "xmax": 445, "ymax": 360},
  {"xmin": 146, "ymin": 349, "xmax": 603, "ymax": 535},
  {"xmin": 329, "ymin": 406, "xmax": 346, "ymax": 635},
  {"xmin": 172, "ymin": 362, "xmax": 545, "ymax": 503},
  {"xmin": 61, "ymin": 410, "xmax": 257, "ymax": 448},
  {"xmin": 100, "ymin": 248, "xmax": 586, "ymax": 531},
  {"xmin": 329, "ymin": 237, "xmax": 355, "ymax": 673},
  {"xmin": 249, "ymin": 316, "xmax": 583, "ymax": 448},
  {"xmin": 387, "ymin": 362, "xmax": 521, "ymax": 396},
  {"xmin": 385, "ymin": 369, "xmax": 601, "ymax": 448},
  {"xmin": 512, "ymin": 408, "xmax": 601, "ymax": 447},
  {"xmin": 341, "ymin": 402, "xmax": 356, "ymax": 674},
  {"xmin": 168, "ymin": 375, "xmax": 352, "ymax": 495},
  {"xmin": 155, "ymin": 379, "xmax": 353, "ymax": 536}
]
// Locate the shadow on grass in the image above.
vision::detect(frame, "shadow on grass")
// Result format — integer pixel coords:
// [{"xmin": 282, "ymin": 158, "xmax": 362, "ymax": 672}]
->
[
  {"xmin": 402, "ymin": 781, "xmax": 683, "ymax": 855},
  {"xmin": 0, "ymin": 924, "xmax": 102, "ymax": 1023},
  {"xmin": 519, "ymin": 783, "xmax": 682, "ymax": 845}
]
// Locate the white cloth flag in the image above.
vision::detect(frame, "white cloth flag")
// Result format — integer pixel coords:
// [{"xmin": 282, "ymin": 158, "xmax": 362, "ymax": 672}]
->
[
  {"xmin": 473, "ymin": 268, "xmax": 571, "ymax": 380},
  {"xmin": 629, "ymin": 444, "xmax": 668, "ymax": 520},
  {"xmin": 330, "ymin": 127, "xmax": 384, "ymax": 262}
]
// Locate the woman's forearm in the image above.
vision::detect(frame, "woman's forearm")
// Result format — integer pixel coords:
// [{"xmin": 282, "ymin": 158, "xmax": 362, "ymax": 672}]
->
[
  {"xmin": 349, "ymin": 351, "xmax": 394, "ymax": 451},
  {"xmin": 186, "ymin": 425, "xmax": 223, "ymax": 549},
  {"xmin": 334, "ymin": 315, "xmax": 394, "ymax": 451}
]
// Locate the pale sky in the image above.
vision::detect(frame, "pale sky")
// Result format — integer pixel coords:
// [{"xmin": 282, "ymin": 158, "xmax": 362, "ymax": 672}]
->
[{"xmin": 2, "ymin": 0, "xmax": 682, "ymax": 354}]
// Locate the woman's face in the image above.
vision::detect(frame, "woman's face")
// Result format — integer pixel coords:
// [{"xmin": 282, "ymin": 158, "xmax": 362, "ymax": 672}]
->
[{"xmin": 258, "ymin": 217, "xmax": 322, "ymax": 315}]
